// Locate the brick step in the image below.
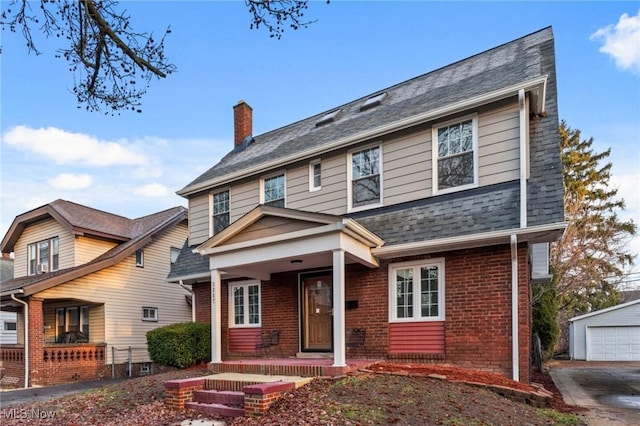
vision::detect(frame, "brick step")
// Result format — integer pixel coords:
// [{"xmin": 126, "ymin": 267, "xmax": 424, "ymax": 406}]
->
[
  {"xmin": 185, "ymin": 401, "xmax": 245, "ymax": 418},
  {"xmin": 193, "ymin": 389, "xmax": 244, "ymax": 406},
  {"xmin": 205, "ymin": 377, "xmax": 260, "ymax": 392}
]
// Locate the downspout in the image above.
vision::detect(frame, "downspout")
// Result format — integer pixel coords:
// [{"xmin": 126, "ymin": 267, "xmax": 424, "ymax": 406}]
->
[
  {"xmin": 10, "ymin": 291, "xmax": 29, "ymax": 388},
  {"xmin": 510, "ymin": 234, "xmax": 519, "ymax": 381},
  {"xmin": 518, "ymin": 89, "xmax": 528, "ymax": 228},
  {"xmin": 179, "ymin": 281, "xmax": 195, "ymax": 322}
]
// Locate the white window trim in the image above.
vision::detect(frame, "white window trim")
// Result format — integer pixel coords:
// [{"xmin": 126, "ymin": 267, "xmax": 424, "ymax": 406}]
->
[
  {"xmin": 431, "ymin": 113, "xmax": 479, "ymax": 195},
  {"xmin": 347, "ymin": 143, "xmax": 384, "ymax": 213},
  {"xmin": 142, "ymin": 307, "xmax": 158, "ymax": 322},
  {"xmin": 135, "ymin": 250, "xmax": 144, "ymax": 267},
  {"xmin": 260, "ymin": 170, "xmax": 287, "ymax": 207},
  {"xmin": 228, "ymin": 279, "xmax": 262, "ymax": 328},
  {"xmin": 388, "ymin": 258, "xmax": 445, "ymax": 323},
  {"xmin": 28, "ymin": 236, "xmax": 59, "ymax": 275},
  {"xmin": 210, "ymin": 188, "xmax": 231, "ymax": 237},
  {"xmin": 309, "ymin": 159, "xmax": 322, "ymax": 192}
]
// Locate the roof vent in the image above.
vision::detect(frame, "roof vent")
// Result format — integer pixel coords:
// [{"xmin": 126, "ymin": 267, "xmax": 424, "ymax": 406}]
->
[
  {"xmin": 315, "ymin": 109, "xmax": 342, "ymax": 127},
  {"xmin": 360, "ymin": 92, "xmax": 387, "ymax": 111}
]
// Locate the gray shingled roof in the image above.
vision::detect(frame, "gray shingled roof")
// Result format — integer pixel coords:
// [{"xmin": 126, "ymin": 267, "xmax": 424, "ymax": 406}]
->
[
  {"xmin": 181, "ymin": 27, "xmax": 554, "ymax": 193},
  {"xmin": 350, "ymin": 181, "xmax": 520, "ymax": 245},
  {"xmin": 167, "ymin": 240, "xmax": 210, "ymax": 281},
  {"xmin": 0, "ymin": 204, "xmax": 187, "ymax": 295}
]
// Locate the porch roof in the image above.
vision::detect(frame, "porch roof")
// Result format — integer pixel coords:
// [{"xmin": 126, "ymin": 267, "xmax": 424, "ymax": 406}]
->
[{"xmin": 194, "ymin": 206, "xmax": 384, "ymax": 281}]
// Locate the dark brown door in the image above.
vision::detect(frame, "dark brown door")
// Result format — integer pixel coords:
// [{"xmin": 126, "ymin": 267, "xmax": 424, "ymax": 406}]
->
[{"xmin": 302, "ymin": 275, "xmax": 332, "ymax": 351}]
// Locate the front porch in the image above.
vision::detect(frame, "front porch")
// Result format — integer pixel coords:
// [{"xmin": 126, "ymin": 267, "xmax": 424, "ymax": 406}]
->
[{"xmin": 208, "ymin": 356, "xmax": 378, "ymax": 378}]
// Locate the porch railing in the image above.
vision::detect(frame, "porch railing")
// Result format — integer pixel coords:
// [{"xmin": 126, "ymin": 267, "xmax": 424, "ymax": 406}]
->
[
  {"xmin": 43, "ymin": 343, "xmax": 106, "ymax": 363},
  {"xmin": 0, "ymin": 345, "xmax": 25, "ymax": 363}
]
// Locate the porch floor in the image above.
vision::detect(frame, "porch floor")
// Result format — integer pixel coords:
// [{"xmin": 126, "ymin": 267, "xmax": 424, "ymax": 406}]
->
[{"xmin": 209, "ymin": 357, "xmax": 379, "ymax": 377}]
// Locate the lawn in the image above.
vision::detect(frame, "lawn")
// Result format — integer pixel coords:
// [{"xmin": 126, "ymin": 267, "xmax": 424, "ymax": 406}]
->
[{"xmin": 1, "ymin": 366, "xmax": 585, "ymax": 425}]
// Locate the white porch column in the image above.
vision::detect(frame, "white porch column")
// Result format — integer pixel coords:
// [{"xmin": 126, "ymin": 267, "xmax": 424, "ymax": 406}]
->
[
  {"xmin": 211, "ymin": 269, "xmax": 222, "ymax": 363},
  {"xmin": 332, "ymin": 249, "xmax": 346, "ymax": 367}
]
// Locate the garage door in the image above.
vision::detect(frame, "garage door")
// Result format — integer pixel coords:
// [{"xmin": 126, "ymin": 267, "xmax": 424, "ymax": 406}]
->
[{"xmin": 588, "ymin": 326, "xmax": 640, "ymax": 361}]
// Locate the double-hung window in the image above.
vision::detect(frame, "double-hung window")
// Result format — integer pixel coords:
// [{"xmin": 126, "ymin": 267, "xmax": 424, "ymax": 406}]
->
[
  {"xmin": 350, "ymin": 145, "xmax": 382, "ymax": 210},
  {"xmin": 229, "ymin": 280, "xmax": 261, "ymax": 327},
  {"xmin": 433, "ymin": 116, "xmax": 478, "ymax": 192},
  {"xmin": 213, "ymin": 190, "xmax": 230, "ymax": 234},
  {"xmin": 389, "ymin": 259, "xmax": 445, "ymax": 322},
  {"xmin": 262, "ymin": 173, "xmax": 285, "ymax": 207},
  {"xmin": 28, "ymin": 236, "xmax": 59, "ymax": 275}
]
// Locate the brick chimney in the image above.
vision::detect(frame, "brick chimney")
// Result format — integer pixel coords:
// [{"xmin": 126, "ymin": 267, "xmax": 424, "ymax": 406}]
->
[{"xmin": 233, "ymin": 100, "xmax": 253, "ymax": 147}]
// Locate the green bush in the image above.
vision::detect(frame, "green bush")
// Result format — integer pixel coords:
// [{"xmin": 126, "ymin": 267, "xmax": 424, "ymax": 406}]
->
[
  {"xmin": 146, "ymin": 322, "xmax": 211, "ymax": 368},
  {"xmin": 532, "ymin": 283, "xmax": 560, "ymax": 360}
]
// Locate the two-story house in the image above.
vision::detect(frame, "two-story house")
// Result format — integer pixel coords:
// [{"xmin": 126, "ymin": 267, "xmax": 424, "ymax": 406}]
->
[
  {"xmin": 0, "ymin": 200, "xmax": 191, "ymax": 387},
  {"xmin": 168, "ymin": 27, "xmax": 565, "ymax": 383}
]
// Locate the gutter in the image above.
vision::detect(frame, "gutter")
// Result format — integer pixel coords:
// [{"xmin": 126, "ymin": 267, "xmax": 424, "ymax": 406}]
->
[
  {"xmin": 9, "ymin": 290, "xmax": 29, "ymax": 388},
  {"xmin": 178, "ymin": 77, "xmax": 548, "ymax": 197},
  {"xmin": 179, "ymin": 281, "xmax": 195, "ymax": 322}
]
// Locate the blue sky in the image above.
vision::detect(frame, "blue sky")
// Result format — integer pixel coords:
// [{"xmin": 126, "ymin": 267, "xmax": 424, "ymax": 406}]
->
[{"xmin": 1, "ymin": 1, "xmax": 639, "ymax": 276}]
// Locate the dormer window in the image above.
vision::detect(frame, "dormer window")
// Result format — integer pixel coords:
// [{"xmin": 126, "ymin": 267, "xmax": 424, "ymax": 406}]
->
[
  {"xmin": 360, "ymin": 92, "xmax": 387, "ymax": 111},
  {"xmin": 28, "ymin": 237, "xmax": 59, "ymax": 275}
]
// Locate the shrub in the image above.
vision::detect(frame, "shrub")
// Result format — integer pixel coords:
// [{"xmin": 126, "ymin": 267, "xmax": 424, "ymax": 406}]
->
[{"xmin": 146, "ymin": 322, "xmax": 211, "ymax": 368}]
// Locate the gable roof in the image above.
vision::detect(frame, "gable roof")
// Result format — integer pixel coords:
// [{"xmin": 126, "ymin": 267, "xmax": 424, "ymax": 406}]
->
[
  {"xmin": 2, "ymin": 199, "xmax": 139, "ymax": 252},
  {"xmin": 178, "ymin": 27, "xmax": 553, "ymax": 197},
  {"xmin": 569, "ymin": 298, "xmax": 640, "ymax": 322},
  {"xmin": 0, "ymin": 202, "xmax": 187, "ymax": 297}
]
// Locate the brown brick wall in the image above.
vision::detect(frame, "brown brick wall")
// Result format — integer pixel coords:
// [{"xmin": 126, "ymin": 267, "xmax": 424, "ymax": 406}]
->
[{"xmin": 195, "ymin": 244, "xmax": 532, "ymax": 382}]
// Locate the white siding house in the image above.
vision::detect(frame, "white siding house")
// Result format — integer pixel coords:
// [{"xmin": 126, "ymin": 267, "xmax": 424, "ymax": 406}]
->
[
  {"xmin": 569, "ymin": 299, "xmax": 640, "ymax": 361},
  {"xmin": 0, "ymin": 310, "xmax": 18, "ymax": 345}
]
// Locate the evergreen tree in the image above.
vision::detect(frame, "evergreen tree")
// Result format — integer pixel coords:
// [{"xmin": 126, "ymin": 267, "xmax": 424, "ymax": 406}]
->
[{"xmin": 550, "ymin": 121, "xmax": 636, "ymax": 315}]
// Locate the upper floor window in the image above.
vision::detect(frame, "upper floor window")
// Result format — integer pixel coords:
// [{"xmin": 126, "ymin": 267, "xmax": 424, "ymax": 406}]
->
[
  {"xmin": 28, "ymin": 236, "xmax": 59, "ymax": 275},
  {"xmin": 229, "ymin": 280, "xmax": 261, "ymax": 327},
  {"xmin": 262, "ymin": 173, "xmax": 285, "ymax": 208},
  {"xmin": 213, "ymin": 190, "xmax": 230, "ymax": 234},
  {"xmin": 309, "ymin": 160, "xmax": 321, "ymax": 191},
  {"xmin": 350, "ymin": 146, "xmax": 382, "ymax": 210},
  {"xmin": 389, "ymin": 259, "xmax": 445, "ymax": 322},
  {"xmin": 135, "ymin": 250, "xmax": 144, "ymax": 267},
  {"xmin": 433, "ymin": 116, "xmax": 478, "ymax": 193}
]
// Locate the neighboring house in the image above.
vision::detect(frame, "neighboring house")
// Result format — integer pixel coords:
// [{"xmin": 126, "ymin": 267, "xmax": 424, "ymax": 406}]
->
[
  {"xmin": 169, "ymin": 27, "xmax": 565, "ymax": 383},
  {"xmin": 1, "ymin": 254, "xmax": 17, "ymax": 345},
  {"xmin": 569, "ymin": 299, "xmax": 640, "ymax": 361},
  {"xmin": 0, "ymin": 200, "xmax": 191, "ymax": 387}
]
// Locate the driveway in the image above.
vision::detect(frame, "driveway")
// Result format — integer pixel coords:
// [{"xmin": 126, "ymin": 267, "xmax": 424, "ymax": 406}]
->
[{"xmin": 549, "ymin": 361, "xmax": 640, "ymax": 426}]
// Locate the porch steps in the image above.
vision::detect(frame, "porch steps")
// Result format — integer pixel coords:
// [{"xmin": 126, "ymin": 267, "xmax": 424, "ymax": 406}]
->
[
  {"xmin": 186, "ymin": 390, "xmax": 245, "ymax": 418},
  {"xmin": 204, "ymin": 372, "xmax": 312, "ymax": 392}
]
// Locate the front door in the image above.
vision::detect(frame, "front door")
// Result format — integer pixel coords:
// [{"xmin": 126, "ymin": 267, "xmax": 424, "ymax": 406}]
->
[{"xmin": 301, "ymin": 274, "xmax": 333, "ymax": 351}]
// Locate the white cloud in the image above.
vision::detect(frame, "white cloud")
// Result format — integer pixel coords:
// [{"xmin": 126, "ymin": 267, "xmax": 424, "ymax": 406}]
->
[
  {"xmin": 2, "ymin": 126, "xmax": 148, "ymax": 166},
  {"xmin": 590, "ymin": 11, "xmax": 640, "ymax": 75},
  {"xmin": 133, "ymin": 183, "xmax": 170, "ymax": 197},
  {"xmin": 48, "ymin": 173, "xmax": 93, "ymax": 190}
]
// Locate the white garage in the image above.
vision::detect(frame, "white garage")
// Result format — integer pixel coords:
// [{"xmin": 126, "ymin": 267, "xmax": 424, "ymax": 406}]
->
[{"xmin": 569, "ymin": 299, "xmax": 640, "ymax": 361}]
